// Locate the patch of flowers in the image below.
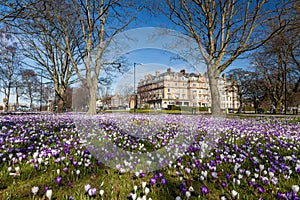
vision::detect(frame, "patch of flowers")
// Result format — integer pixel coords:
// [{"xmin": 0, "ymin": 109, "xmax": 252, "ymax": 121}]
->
[{"xmin": 0, "ymin": 114, "xmax": 299, "ymax": 199}]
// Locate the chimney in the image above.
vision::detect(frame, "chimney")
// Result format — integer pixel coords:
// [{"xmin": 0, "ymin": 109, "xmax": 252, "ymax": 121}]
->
[{"xmin": 167, "ymin": 68, "xmax": 171, "ymax": 73}]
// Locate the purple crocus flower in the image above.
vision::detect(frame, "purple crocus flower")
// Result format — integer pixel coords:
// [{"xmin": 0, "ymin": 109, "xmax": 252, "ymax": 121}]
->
[
  {"xmin": 257, "ymin": 186, "xmax": 264, "ymax": 193},
  {"xmin": 68, "ymin": 182, "xmax": 73, "ymax": 187},
  {"xmin": 201, "ymin": 186, "xmax": 209, "ymax": 195},
  {"xmin": 150, "ymin": 178, "xmax": 156, "ymax": 186},
  {"xmin": 221, "ymin": 182, "xmax": 227, "ymax": 188},
  {"xmin": 181, "ymin": 187, "xmax": 187, "ymax": 194},
  {"xmin": 185, "ymin": 168, "xmax": 191, "ymax": 174},
  {"xmin": 158, "ymin": 172, "xmax": 163, "ymax": 178},
  {"xmin": 161, "ymin": 178, "xmax": 167, "ymax": 185},
  {"xmin": 55, "ymin": 176, "xmax": 62, "ymax": 185}
]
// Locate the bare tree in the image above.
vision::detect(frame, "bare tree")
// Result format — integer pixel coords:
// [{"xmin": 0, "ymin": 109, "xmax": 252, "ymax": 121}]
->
[
  {"xmin": 20, "ymin": 69, "xmax": 39, "ymax": 108},
  {"xmin": 43, "ymin": 0, "xmax": 140, "ymax": 114},
  {"xmin": 0, "ymin": 0, "xmax": 41, "ymax": 22},
  {"xmin": 251, "ymin": 19, "xmax": 300, "ymax": 112},
  {"xmin": 163, "ymin": 0, "xmax": 291, "ymax": 116},
  {"xmin": 15, "ymin": 0, "xmax": 79, "ymax": 112},
  {"xmin": 0, "ymin": 25, "xmax": 21, "ymax": 111}
]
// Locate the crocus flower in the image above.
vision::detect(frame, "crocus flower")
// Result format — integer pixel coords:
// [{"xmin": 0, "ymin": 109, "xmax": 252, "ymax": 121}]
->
[
  {"xmin": 231, "ymin": 190, "xmax": 239, "ymax": 199},
  {"xmin": 221, "ymin": 182, "xmax": 227, "ymax": 188},
  {"xmin": 55, "ymin": 176, "xmax": 62, "ymax": 185},
  {"xmin": 84, "ymin": 184, "xmax": 91, "ymax": 193},
  {"xmin": 201, "ymin": 186, "xmax": 209, "ymax": 195},
  {"xmin": 150, "ymin": 178, "xmax": 156, "ymax": 186},
  {"xmin": 292, "ymin": 185, "xmax": 299, "ymax": 194},
  {"xmin": 134, "ymin": 185, "xmax": 138, "ymax": 192},
  {"xmin": 131, "ymin": 193, "xmax": 137, "ymax": 200},
  {"xmin": 142, "ymin": 182, "xmax": 147, "ymax": 189},
  {"xmin": 46, "ymin": 189, "xmax": 53, "ymax": 200},
  {"xmin": 211, "ymin": 172, "xmax": 218, "ymax": 178},
  {"xmin": 88, "ymin": 188, "xmax": 97, "ymax": 196},
  {"xmin": 257, "ymin": 186, "xmax": 264, "ymax": 193},
  {"xmin": 186, "ymin": 191, "xmax": 191, "ymax": 199},
  {"xmin": 99, "ymin": 189, "xmax": 104, "ymax": 196},
  {"xmin": 32, "ymin": 186, "xmax": 39, "ymax": 196}
]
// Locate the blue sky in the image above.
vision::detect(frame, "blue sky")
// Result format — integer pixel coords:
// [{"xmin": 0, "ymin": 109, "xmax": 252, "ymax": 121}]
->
[{"xmin": 1, "ymin": 3, "xmax": 253, "ymax": 105}]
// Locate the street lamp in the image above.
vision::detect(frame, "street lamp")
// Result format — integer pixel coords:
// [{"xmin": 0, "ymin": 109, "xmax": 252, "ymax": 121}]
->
[
  {"xmin": 133, "ymin": 62, "xmax": 143, "ymax": 112},
  {"xmin": 284, "ymin": 63, "xmax": 287, "ymax": 115},
  {"xmin": 40, "ymin": 69, "xmax": 43, "ymax": 112}
]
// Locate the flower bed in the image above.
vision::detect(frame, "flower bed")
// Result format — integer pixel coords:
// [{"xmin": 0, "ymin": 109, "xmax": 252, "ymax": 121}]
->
[{"xmin": 0, "ymin": 114, "xmax": 299, "ymax": 199}]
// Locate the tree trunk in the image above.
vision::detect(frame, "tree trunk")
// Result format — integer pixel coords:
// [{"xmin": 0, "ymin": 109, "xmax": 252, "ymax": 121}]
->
[
  {"xmin": 15, "ymin": 86, "xmax": 19, "ymax": 108},
  {"xmin": 87, "ymin": 79, "xmax": 98, "ymax": 115},
  {"xmin": 207, "ymin": 65, "xmax": 224, "ymax": 117},
  {"xmin": 238, "ymin": 93, "xmax": 243, "ymax": 113},
  {"xmin": 5, "ymin": 87, "xmax": 11, "ymax": 112},
  {"xmin": 55, "ymin": 88, "xmax": 65, "ymax": 113},
  {"xmin": 29, "ymin": 97, "xmax": 33, "ymax": 109}
]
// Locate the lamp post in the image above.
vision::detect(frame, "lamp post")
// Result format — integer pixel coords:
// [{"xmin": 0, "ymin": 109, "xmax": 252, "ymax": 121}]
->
[
  {"xmin": 133, "ymin": 63, "xmax": 142, "ymax": 112},
  {"xmin": 284, "ymin": 63, "xmax": 287, "ymax": 115},
  {"xmin": 40, "ymin": 69, "xmax": 43, "ymax": 112}
]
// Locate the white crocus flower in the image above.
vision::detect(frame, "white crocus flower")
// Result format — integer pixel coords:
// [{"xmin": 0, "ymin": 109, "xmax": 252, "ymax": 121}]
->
[
  {"xmin": 292, "ymin": 185, "xmax": 299, "ymax": 194},
  {"xmin": 46, "ymin": 189, "xmax": 53, "ymax": 200},
  {"xmin": 134, "ymin": 185, "xmax": 138, "ymax": 192},
  {"xmin": 259, "ymin": 164, "xmax": 264, "ymax": 172},
  {"xmin": 131, "ymin": 193, "xmax": 137, "ymax": 200},
  {"xmin": 231, "ymin": 190, "xmax": 239, "ymax": 199},
  {"xmin": 99, "ymin": 189, "xmax": 104, "ymax": 196},
  {"xmin": 186, "ymin": 191, "xmax": 191, "ymax": 199},
  {"xmin": 32, "ymin": 186, "xmax": 39, "ymax": 196},
  {"xmin": 142, "ymin": 182, "xmax": 147, "ymax": 189}
]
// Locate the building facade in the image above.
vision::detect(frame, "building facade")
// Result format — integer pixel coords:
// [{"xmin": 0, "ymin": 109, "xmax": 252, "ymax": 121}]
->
[{"xmin": 137, "ymin": 68, "xmax": 239, "ymax": 110}]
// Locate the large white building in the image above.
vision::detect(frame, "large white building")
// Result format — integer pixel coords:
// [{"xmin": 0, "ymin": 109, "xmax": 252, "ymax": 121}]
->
[{"xmin": 137, "ymin": 68, "xmax": 239, "ymax": 110}]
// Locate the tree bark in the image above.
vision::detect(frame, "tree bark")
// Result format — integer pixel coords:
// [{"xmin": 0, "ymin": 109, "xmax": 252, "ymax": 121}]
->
[
  {"xmin": 87, "ymin": 79, "xmax": 98, "ymax": 115},
  {"xmin": 207, "ymin": 65, "xmax": 223, "ymax": 117},
  {"xmin": 5, "ymin": 86, "xmax": 10, "ymax": 112},
  {"xmin": 15, "ymin": 85, "xmax": 19, "ymax": 108},
  {"xmin": 55, "ymin": 88, "xmax": 66, "ymax": 113}
]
